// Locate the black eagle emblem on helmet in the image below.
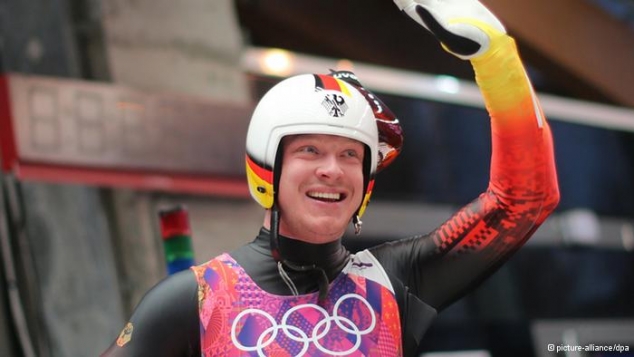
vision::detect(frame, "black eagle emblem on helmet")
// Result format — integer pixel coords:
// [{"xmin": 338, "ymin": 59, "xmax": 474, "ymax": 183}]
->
[{"xmin": 322, "ymin": 93, "xmax": 348, "ymax": 117}]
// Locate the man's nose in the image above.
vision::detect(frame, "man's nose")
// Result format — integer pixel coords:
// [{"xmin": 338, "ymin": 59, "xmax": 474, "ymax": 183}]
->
[{"xmin": 315, "ymin": 155, "xmax": 344, "ymax": 180}]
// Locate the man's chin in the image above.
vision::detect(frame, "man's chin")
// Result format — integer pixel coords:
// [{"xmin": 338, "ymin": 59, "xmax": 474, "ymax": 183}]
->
[
  {"xmin": 278, "ymin": 214, "xmax": 350, "ymax": 242},
  {"xmin": 302, "ymin": 219, "xmax": 347, "ymax": 242}
]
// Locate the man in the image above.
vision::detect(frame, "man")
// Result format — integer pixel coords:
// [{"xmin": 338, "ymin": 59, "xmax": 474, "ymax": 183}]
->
[{"xmin": 102, "ymin": 0, "xmax": 560, "ymax": 355}]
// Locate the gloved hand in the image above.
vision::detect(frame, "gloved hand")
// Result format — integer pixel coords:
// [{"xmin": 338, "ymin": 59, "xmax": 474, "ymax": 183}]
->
[{"xmin": 394, "ymin": 0, "xmax": 506, "ymax": 60}]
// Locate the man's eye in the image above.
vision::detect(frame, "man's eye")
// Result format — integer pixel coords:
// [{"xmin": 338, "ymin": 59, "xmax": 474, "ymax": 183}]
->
[
  {"xmin": 299, "ymin": 146, "xmax": 318, "ymax": 154},
  {"xmin": 344, "ymin": 150, "xmax": 359, "ymax": 158}
]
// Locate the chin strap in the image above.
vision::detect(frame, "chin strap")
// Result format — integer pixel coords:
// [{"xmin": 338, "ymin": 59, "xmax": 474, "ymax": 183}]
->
[
  {"xmin": 269, "ymin": 206, "xmax": 282, "ymax": 262},
  {"xmin": 353, "ymin": 214, "xmax": 363, "ymax": 235}
]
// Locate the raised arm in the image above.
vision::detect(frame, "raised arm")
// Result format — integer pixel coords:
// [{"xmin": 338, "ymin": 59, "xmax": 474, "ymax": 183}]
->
[{"xmin": 371, "ymin": 0, "xmax": 560, "ymax": 311}]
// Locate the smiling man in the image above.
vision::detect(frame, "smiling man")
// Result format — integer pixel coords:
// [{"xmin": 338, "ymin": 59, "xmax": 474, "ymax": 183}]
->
[
  {"xmin": 274, "ymin": 134, "xmax": 366, "ymax": 244},
  {"xmin": 102, "ymin": 0, "xmax": 560, "ymax": 356}
]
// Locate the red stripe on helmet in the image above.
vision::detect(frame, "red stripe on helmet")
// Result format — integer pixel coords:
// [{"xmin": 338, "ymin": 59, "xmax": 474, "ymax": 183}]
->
[
  {"xmin": 315, "ymin": 74, "xmax": 343, "ymax": 92},
  {"xmin": 246, "ymin": 154, "xmax": 273, "ymax": 184}
]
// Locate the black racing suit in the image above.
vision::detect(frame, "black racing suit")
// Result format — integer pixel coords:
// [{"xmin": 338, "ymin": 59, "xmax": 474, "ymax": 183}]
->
[{"xmin": 102, "ymin": 32, "xmax": 559, "ymax": 357}]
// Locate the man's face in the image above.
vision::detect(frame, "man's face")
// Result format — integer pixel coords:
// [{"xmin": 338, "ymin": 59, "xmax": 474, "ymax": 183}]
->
[{"xmin": 276, "ymin": 134, "xmax": 365, "ymax": 244}]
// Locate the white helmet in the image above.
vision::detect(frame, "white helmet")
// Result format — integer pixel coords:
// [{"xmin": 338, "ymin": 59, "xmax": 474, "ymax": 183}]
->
[{"xmin": 245, "ymin": 72, "xmax": 402, "ymax": 220}]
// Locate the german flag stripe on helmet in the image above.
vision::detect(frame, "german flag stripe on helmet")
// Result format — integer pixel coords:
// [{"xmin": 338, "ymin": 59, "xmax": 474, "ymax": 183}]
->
[
  {"xmin": 246, "ymin": 154, "xmax": 274, "ymax": 208},
  {"xmin": 314, "ymin": 75, "xmax": 351, "ymax": 97},
  {"xmin": 246, "ymin": 154, "xmax": 273, "ymax": 184},
  {"xmin": 358, "ymin": 178, "xmax": 375, "ymax": 217}
]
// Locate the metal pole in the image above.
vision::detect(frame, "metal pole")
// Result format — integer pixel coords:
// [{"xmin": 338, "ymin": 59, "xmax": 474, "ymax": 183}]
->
[{"xmin": 0, "ymin": 171, "xmax": 36, "ymax": 357}]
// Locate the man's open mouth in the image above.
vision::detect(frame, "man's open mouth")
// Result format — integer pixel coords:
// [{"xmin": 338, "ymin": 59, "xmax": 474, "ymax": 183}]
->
[{"xmin": 307, "ymin": 191, "xmax": 345, "ymax": 203}]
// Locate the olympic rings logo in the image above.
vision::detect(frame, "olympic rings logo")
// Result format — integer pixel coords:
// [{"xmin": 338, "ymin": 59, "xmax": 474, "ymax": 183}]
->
[{"xmin": 230, "ymin": 293, "xmax": 377, "ymax": 356}]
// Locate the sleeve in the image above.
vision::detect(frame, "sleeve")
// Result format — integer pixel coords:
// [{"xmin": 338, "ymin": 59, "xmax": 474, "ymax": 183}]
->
[
  {"xmin": 370, "ymin": 33, "xmax": 560, "ymax": 311},
  {"xmin": 100, "ymin": 270, "xmax": 200, "ymax": 357}
]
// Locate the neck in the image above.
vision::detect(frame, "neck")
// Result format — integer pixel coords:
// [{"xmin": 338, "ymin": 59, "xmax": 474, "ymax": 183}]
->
[{"xmin": 280, "ymin": 233, "xmax": 344, "ymax": 267}]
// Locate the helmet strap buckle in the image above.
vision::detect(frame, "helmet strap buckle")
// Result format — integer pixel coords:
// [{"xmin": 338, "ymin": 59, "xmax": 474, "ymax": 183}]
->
[{"xmin": 353, "ymin": 215, "xmax": 363, "ymax": 235}]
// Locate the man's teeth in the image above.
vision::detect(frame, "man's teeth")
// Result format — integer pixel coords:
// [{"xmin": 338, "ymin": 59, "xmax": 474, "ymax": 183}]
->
[{"xmin": 308, "ymin": 192, "xmax": 341, "ymax": 201}]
